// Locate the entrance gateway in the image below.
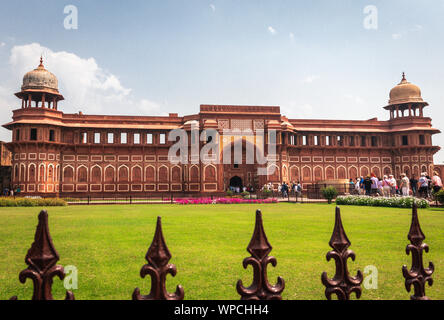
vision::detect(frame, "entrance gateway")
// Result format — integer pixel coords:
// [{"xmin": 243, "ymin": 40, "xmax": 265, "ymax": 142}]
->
[{"xmin": 229, "ymin": 176, "xmax": 243, "ymax": 190}]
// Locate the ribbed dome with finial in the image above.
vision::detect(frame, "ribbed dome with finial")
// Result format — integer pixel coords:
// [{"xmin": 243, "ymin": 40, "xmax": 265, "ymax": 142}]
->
[
  {"xmin": 388, "ymin": 73, "xmax": 423, "ymax": 105},
  {"xmin": 21, "ymin": 57, "xmax": 60, "ymax": 94}
]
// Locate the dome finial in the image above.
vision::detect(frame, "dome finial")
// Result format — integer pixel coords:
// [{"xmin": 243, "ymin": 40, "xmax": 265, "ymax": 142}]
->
[
  {"xmin": 39, "ymin": 55, "xmax": 44, "ymax": 68},
  {"xmin": 402, "ymin": 72, "xmax": 406, "ymax": 81}
]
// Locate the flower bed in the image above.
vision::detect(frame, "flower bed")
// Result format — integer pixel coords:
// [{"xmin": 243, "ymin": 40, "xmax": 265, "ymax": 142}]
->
[
  {"xmin": 175, "ymin": 197, "xmax": 278, "ymax": 205},
  {"xmin": 0, "ymin": 197, "xmax": 67, "ymax": 207},
  {"xmin": 335, "ymin": 195, "xmax": 429, "ymax": 208}
]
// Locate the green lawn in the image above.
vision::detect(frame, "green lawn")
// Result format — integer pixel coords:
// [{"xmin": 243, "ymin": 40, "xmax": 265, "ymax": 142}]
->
[{"xmin": 0, "ymin": 203, "xmax": 443, "ymax": 300}]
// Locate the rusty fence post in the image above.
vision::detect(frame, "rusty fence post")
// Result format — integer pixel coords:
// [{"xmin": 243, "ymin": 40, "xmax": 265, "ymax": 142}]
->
[
  {"xmin": 237, "ymin": 210, "xmax": 285, "ymax": 300},
  {"xmin": 321, "ymin": 207, "xmax": 363, "ymax": 300},
  {"xmin": 133, "ymin": 216, "xmax": 184, "ymax": 300},
  {"xmin": 10, "ymin": 210, "xmax": 75, "ymax": 300},
  {"xmin": 402, "ymin": 203, "xmax": 434, "ymax": 300}
]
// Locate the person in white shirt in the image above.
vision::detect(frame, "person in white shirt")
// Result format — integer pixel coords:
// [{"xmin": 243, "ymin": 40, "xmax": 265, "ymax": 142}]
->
[
  {"xmin": 382, "ymin": 175, "xmax": 391, "ymax": 197},
  {"xmin": 389, "ymin": 175, "xmax": 397, "ymax": 196},
  {"xmin": 400, "ymin": 173, "xmax": 410, "ymax": 197},
  {"xmin": 432, "ymin": 172, "xmax": 443, "ymax": 194}
]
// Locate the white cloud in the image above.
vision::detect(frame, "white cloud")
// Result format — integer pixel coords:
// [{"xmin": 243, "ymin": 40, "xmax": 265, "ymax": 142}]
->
[
  {"xmin": 303, "ymin": 75, "xmax": 320, "ymax": 84},
  {"xmin": 267, "ymin": 26, "xmax": 277, "ymax": 35},
  {"xmin": 0, "ymin": 42, "xmax": 5, "ymax": 47},
  {"xmin": 209, "ymin": 4, "xmax": 216, "ymax": 12},
  {"xmin": 392, "ymin": 33, "xmax": 402, "ymax": 40},
  {"xmin": 0, "ymin": 43, "xmax": 163, "ymax": 141},
  {"xmin": 289, "ymin": 33, "xmax": 295, "ymax": 41}
]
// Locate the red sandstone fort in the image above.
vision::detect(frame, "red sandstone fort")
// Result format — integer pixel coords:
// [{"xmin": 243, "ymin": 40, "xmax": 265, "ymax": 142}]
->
[{"xmin": 2, "ymin": 58, "xmax": 442, "ymax": 196}]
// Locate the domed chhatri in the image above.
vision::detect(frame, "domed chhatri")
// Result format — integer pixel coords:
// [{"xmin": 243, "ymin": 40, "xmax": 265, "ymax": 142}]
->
[
  {"xmin": 15, "ymin": 57, "xmax": 64, "ymax": 110},
  {"xmin": 384, "ymin": 73, "xmax": 429, "ymax": 119},
  {"xmin": 22, "ymin": 57, "xmax": 59, "ymax": 94},
  {"xmin": 388, "ymin": 73, "xmax": 424, "ymax": 105}
]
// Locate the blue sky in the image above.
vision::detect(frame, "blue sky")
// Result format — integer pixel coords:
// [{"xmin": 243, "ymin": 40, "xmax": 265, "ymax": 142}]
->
[{"xmin": 0, "ymin": 0, "xmax": 443, "ymax": 163}]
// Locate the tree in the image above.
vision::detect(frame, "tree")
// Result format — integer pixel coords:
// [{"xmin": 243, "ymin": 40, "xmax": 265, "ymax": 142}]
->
[{"xmin": 322, "ymin": 186, "xmax": 338, "ymax": 204}]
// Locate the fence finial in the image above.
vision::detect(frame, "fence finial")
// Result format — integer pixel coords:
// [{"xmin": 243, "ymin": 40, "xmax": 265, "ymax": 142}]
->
[
  {"xmin": 11, "ymin": 210, "xmax": 74, "ymax": 300},
  {"xmin": 133, "ymin": 216, "xmax": 184, "ymax": 300},
  {"xmin": 321, "ymin": 207, "xmax": 363, "ymax": 300},
  {"xmin": 402, "ymin": 202, "xmax": 434, "ymax": 300},
  {"xmin": 237, "ymin": 210, "xmax": 285, "ymax": 300}
]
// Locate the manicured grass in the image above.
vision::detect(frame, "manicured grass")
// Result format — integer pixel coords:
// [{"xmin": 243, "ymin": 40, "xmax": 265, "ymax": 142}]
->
[{"xmin": 0, "ymin": 203, "xmax": 443, "ymax": 300}]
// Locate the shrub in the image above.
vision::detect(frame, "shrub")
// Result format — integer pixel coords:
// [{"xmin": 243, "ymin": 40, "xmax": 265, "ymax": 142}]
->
[
  {"xmin": 262, "ymin": 189, "xmax": 272, "ymax": 199},
  {"xmin": 241, "ymin": 191, "xmax": 250, "ymax": 199},
  {"xmin": 0, "ymin": 197, "xmax": 67, "ymax": 207},
  {"xmin": 434, "ymin": 189, "xmax": 444, "ymax": 205},
  {"xmin": 226, "ymin": 190, "xmax": 234, "ymax": 197},
  {"xmin": 322, "ymin": 186, "xmax": 338, "ymax": 204},
  {"xmin": 335, "ymin": 195, "xmax": 429, "ymax": 209}
]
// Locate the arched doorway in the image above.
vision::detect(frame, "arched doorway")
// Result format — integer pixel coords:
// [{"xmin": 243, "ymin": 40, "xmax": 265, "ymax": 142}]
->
[
  {"xmin": 230, "ymin": 176, "xmax": 243, "ymax": 191},
  {"xmin": 222, "ymin": 138, "xmax": 262, "ymax": 191}
]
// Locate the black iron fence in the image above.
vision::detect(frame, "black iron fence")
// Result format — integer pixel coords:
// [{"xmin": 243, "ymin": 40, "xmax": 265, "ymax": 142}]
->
[{"xmin": 7, "ymin": 203, "xmax": 434, "ymax": 300}]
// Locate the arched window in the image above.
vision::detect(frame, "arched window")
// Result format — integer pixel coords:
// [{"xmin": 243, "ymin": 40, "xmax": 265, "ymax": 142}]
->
[
  {"xmin": 39, "ymin": 165, "xmax": 45, "ymax": 182},
  {"xmin": 404, "ymin": 166, "xmax": 411, "ymax": 177},
  {"xmin": 48, "ymin": 166, "xmax": 53, "ymax": 183},
  {"xmin": 145, "ymin": 166, "xmax": 155, "ymax": 182},
  {"xmin": 302, "ymin": 167, "xmax": 311, "ymax": 182},
  {"xmin": 349, "ymin": 167, "xmax": 358, "ymax": 180},
  {"xmin": 119, "ymin": 166, "xmax": 129, "ymax": 182},
  {"xmin": 158, "ymin": 166, "xmax": 169, "ymax": 183},
  {"xmin": 78, "ymin": 167, "xmax": 87, "ymax": 183},
  {"xmin": 282, "ymin": 166, "xmax": 288, "ymax": 181},
  {"xmin": 412, "ymin": 166, "xmax": 419, "ymax": 178},
  {"xmin": 105, "ymin": 166, "xmax": 114, "ymax": 183},
  {"xmin": 20, "ymin": 164, "xmax": 26, "ymax": 182},
  {"xmin": 314, "ymin": 167, "xmax": 323, "ymax": 182},
  {"xmin": 132, "ymin": 166, "xmax": 142, "ymax": 182},
  {"xmin": 338, "ymin": 167, "xmax": 346, "ymax": 180},
  {"xmin": 361, "ymin": 167, "xmax": 369, "ymax": 177},
  {"xmin": 91, "ymin": 166, "xmax": 101, "ymax": 183},
  {"xmin": 290, "ymin": 167, "xmax": 299, "ymax": 182},
  {"xmin": 267, "ymin": 165, "xmax": 280, "ymax": 182},
  {"xmin": 172, "ymin": 166, "xmax": 182, "ymax": 183},
  {"xmin": 190, "ymin": 166, "xmax": 199, "ymax": 182},
  {"xmin": 372, "ymin": 167, "xmax": 381, "ymax": 178},
  {"xmin": 29, "ymin": 164, "xmax": 36, "ymax": 183},
  {"xmin": 204, "ymin": 166, "xmax": 215, "ymax": 182},
  {"xmin": 326, "ymin": 167, "xmax": 335, "ymax": 180},
  {"xmin": 64, "ymin": 167, "xmax": 74, "ymax": 183}
]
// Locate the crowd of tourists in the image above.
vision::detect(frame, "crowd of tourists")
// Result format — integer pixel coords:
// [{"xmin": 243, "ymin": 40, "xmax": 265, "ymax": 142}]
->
[
  {"xmin": 349, "ymin": 172, "xmax": 442, "ymax": 198},
  {"xmin": 262, "ymin": 181, "xmax": 303, "ymax": 198},
  {"xmin": 228, "ymin": 184, "xmax": 255, "ymax": 194},
  {"xmin": 2, "ymin": 185, "xmax": 21, "ymax": 197}
]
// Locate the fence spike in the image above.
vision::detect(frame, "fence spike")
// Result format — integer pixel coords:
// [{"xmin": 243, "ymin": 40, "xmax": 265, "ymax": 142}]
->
[
  {"xmin": 236, "ymin": 210, "xmax": 285, "ymax": 300},
  {"xmin": 402, "ymin": 202, "xmax": 434, "ymax": 300},
  {"xmin": 321, "ymin": 207, "xmax": 363, "ymax": 300},
  {"xmin": 132, "ymin": 216, "xmax": 184, "ymax": 300},
  {"xmin": 12, "ymin": 210, "xmax": 74, "ymax": 300}
]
